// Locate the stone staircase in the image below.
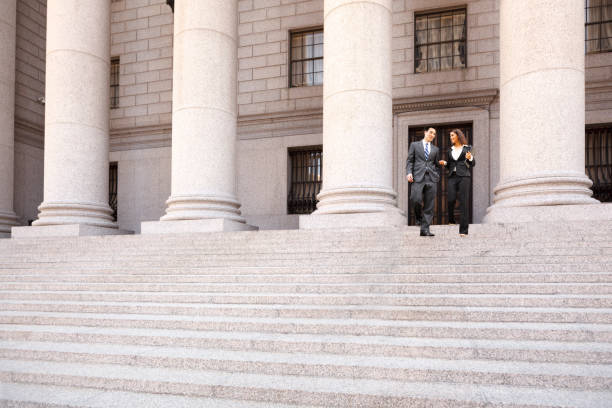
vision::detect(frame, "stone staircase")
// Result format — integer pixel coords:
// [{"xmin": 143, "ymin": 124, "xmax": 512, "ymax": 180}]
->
[{"xmin": 0, "ymin": 221, "xmax": 611, "ymax": 407}]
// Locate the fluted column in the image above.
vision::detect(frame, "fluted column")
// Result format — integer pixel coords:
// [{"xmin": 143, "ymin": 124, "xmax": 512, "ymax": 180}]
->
[
  {"xmin": 160, "ymin": 0, "xmax": 246, "ymax": 225},
  {"xmin": 304, "ymin": 0, "xmax": 403, "ymax": 228},
  {"xmin": 0, "ymin": 0, "xmax": 19, "ymax": 236},
  {"xmin": 485, "ymin": 0, "xmax": 598, "ymax": 222},
  {"xmin": 32, "ymin": 0, "xmax": 116, "ymax": 229}
]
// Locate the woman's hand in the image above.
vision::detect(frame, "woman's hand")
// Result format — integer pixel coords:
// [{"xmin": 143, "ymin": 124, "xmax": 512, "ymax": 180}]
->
[
  {"xmin": 466, "ymin": 152, "xmax": 473, "ymax": 160},
  {"xmin": 439, "ymin": 160, "xmax": 447, "ymax": 166}
]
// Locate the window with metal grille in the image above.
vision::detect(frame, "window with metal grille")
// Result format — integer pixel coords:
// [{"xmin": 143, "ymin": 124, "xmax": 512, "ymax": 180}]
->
[
  {"xmin": 586, "ymin": 0, "xmax": 612, "ymax": 53},
  {"xmin": 407, "ymin": 124, "xmax": 473, "ymax": 226},
  {"xmin": 586, "ymin": 125, "xmax": 612, "ymax": 202},
  {"xmin": 415, "ymin": 8, "xmax": 467, "ymax": 73},
  {"xmin": 110, "ymin": 57, "xmax": 120, "ymax": 109},
  {"xmin": 289, "ymin": 28, "xmax": 323, "ymax": 87},
  {"xmin": 109, "ymin": 162, "xmax": 118, "ymax": 221},
  {"xmin": 288, "ymin": 147, "xmax": 323, "ymax": 214}
]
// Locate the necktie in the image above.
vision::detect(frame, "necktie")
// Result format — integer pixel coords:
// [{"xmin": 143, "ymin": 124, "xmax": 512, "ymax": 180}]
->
[{"xmin": 425, "ymin": 143, "xmax": 429, "ymax": 161}]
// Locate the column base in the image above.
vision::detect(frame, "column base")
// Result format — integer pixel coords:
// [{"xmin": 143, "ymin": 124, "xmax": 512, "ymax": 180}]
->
[
  {"xmin": 0, "ymin": 210, "xmax": 20, "ymax": 236},
  {"xmin": 483, "ymin": 203, "xmax": 612, "ymax": 224},
  {"xmin": 141, "ymin": 218, "xmax": 258, "ymax": 234},
  {"xmin": 491, "ymin": 173, "xmax": 598, "ymax": 208},
  {"xmin": 33, "ymin": 201, "xmax": 117, "ymax": 229},
  {"xmin": 314, "ymin": 186, "xmax": 400, "ymax": 214},
  {"xmin": 300, "ymin": 210, "xmax": 406, "ymax": 230},
  {"xmin": 11, "ymin": 224, "xmax": 132, "ymax": 238}
]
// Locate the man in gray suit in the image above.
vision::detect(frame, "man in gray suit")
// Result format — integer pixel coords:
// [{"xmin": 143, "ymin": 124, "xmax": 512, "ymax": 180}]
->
[{"xmin": 406, "ymin": 127, "xmax": 441, "ymax": 236}]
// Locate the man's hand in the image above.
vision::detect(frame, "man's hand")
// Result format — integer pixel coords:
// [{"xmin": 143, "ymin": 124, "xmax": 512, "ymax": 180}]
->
[
  {"xmin": 439, "ymin": 160, "xmax": 447, "ymax": 166},
  {"xmin": 406, "ymin": 174, "xmax": 414, "ymax": 183}
]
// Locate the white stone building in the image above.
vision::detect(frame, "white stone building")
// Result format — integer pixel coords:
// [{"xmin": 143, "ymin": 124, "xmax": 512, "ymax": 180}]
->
[{"xmin": 1, "ymin": 0, "xmax": 611, "ymax": 237}]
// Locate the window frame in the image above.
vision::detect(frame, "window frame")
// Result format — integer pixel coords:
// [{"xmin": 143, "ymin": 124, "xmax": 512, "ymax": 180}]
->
[
  {"xmin": 288, "ymin": 27, "xmax": 324, "ymax": 88},
  {"xmin": 110, "ymin": 57, "xmax": 120, "ymax": 109},
  {"xmin": 413, "ymin": 6, "xmax": 468, "ymax": 74},
  {"xmin": 585, "ymin": 1, "xmax": 612, "ymax": 54}
]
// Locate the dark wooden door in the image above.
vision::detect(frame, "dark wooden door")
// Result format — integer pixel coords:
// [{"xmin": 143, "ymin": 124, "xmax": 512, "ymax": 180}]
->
[{"xmin": 407, "ymin": 124, "xmax": 473, "ymax": 226}]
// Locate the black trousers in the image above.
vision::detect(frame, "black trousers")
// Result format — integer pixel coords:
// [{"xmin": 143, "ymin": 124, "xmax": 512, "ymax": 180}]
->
[
  {"xmin": 447, "ymin": 175, "xmax": 470, "ymax": 234},
  {"xmin": 410, "ymin": 173, "xmax": 437, "ymax": 232}
]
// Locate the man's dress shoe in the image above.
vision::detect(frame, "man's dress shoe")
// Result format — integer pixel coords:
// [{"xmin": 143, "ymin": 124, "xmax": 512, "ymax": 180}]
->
[{"xmin": 420, "ymin": 231, "xmax": 435, "ymax": 237}]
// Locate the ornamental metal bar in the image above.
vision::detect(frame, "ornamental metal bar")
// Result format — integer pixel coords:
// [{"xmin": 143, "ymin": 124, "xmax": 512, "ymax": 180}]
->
[
  {"xmin": 288, "ymin": 147, "xmax": 323, "ymax": 214},
  {"xmin": 109, "ymin": 162, "xmax": 118, "ymax": 221},
  {"xmin": 586, "ymin": 125, "xmax": 612, "ymax": 202},
  {"xmin": 110, "ymin": 57, "xmax": 120, "ymax": 109}
]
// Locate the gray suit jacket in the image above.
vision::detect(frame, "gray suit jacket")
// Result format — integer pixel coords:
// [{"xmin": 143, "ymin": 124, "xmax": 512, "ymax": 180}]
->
[{"xmin": 406, "ymin": 140, "xmax": 441, "ymax": 183}]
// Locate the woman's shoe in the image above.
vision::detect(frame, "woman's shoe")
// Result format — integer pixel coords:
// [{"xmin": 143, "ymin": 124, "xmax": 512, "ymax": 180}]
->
[{"xmin": 459, "ymin": 233, "xmax": 467, "ymax": 237}]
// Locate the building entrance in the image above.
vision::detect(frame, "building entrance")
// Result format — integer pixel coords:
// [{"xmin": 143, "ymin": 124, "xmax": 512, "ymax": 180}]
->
[{"xmin": 408, "ymin": 123, "xmax": 474, "ymax": 226}]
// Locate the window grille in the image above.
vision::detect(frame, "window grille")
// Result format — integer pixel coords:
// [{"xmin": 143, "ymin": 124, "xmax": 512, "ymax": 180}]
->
[
  {"xmin": 586, "ymin": 0, "xmax": 612, "ymax": 53},
  {"xmin": 110, "ymin": 57, "xmax": 120, "ymax": 109},
  {"xmin": 109, "ymin": 162, "xmax": 118, "ymax": 221},
  {"xmin": 586, "ymin": 125, "xmax": 612, "ymax": 202},
  {"xmin": 415, "ymin": 8, "xmax": 467, "ymax": 73},
  {"xmin": 290, "ymin": 29, "xmax": 323, "ymax": 87},
  {"xmin": 288, "ymin": 147, "xmax": 323, "ymax": 214}
]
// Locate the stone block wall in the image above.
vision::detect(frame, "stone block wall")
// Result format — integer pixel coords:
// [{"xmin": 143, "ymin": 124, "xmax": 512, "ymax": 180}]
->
[{"xmin": 110, "ymin": 0, "xmax": 173, "ymax": 131}]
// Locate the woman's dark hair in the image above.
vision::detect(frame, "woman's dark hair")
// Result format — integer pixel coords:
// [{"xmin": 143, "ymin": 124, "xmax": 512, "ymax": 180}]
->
[{"xmin": 451, "ymin": 129, "xmax": 468, "ymax": 145}]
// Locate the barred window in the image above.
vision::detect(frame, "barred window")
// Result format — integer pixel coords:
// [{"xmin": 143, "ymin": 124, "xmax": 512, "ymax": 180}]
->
[
  {"xmin": 288, "ymin": 147, "xmax": 322, "ymax": 214},
  {"xmin": 109, "ymin": 162, "xmax": 118, "ymax": 221},
  {"xmin": 586, "ymin": 0, "xmax": 612, "ymax": 53},
  {"xmin": 415, "ymin": 8, "xmax": 467, "ymax": 73},
  {"xmin": 110, "ymin": 57, "xmax": 120, "ymax": 109},
  {"xmin": 290, "ymin": 29, "xmax": 323, "ymax": 87},
  {"xmin": 586, "ymin": 125, "xmax": 612, "ymax": 202}
]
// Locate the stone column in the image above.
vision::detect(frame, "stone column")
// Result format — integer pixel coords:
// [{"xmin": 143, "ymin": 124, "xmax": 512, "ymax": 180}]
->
[
  {"xmin": 300, "ymin": 0, "xmax": 404, "ymax": 229},
  {"xmin": 142, "ymin": 0, "xmax": 254, "ymax": 233},
  {"xmin": 485, "ymin": 0, "xmax": 600, "ymax": 223},
  {"xmin": 0, "ymin": 0, "xmax": 19, "ymax": 236},
  {"xmin": 17, "ymin": 0, "xmax": 118, "ymax": 236}
]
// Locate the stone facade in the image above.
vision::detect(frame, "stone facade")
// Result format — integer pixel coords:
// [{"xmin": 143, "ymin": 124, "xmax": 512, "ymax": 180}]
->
[{"xmin": 3, "ymin": 0, "xmax": 612, "ymax": 234}]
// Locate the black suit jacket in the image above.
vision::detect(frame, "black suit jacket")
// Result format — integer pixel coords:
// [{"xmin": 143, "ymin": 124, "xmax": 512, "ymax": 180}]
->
[
  {"xmin": 445, "ymin": 146, "xmax": 475, "ymax": 177},
  {"xmin": 406, "ymin": 141, "xmax": 441, "ymax": 183}
]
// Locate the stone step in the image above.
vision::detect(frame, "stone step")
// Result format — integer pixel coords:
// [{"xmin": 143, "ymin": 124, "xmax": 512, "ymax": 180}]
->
[
  {"xmin": 2, "ymin": 229, "xmax": 611, "ymax": 252},
  {"xmin": 2, "ymin": 291, "xmax": 611, "ymax": 308},
  {"xmin": 2, "ymin": 236, "xmax": 611, "ymax": 257},
  {"xmin": 2, "ymin": 323, "xmax": 610, "ymax": 357},
  {"xmin": 2, "ymin": 253, "xmax": 612, "ymax": 267},
  {"xmin": 1, "ymin": 281, "xmax": 610, "ymax": 294},
  {"xmin": 1, "ymin": 341, "xmax": 610, "ymax": 391},
  {"xmin": 0, "ymin": 263, "xmax": 607, "ymax": 274},
  {"xmin": 0, "ymin": 382, "xmax": 321, "ymax": 408},
  {"xmin": 1, "ymin": 359, "xmax": 610, "ymax": 407},
  {"xmin": 1, "ymin": 302, "xmax": 611, "ymax": 323},
  {"xmin": 1, "ymin": 272, "xmax": 610, "ymax": 284},
  {"xmin": 1, "ymin": 314, "xmax": 611, "ymax": 360}
]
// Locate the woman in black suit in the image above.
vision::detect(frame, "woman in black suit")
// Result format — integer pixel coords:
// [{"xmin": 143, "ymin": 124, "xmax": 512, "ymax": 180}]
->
[{"xmin": 439, "ymin": 129, "xmax": 474, "ymax": 236}]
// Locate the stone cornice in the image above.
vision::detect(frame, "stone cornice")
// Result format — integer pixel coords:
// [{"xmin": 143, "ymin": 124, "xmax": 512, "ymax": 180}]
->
[
  {"xmin": 107, "ymin": 92, "xmax": 503, "ymax": 150},
  {"xmin": 237, "ymin": 109, "xmax": 323, "ymax": 140},
  {"xmin": 14, "ymin": 117, "xmax": 44, "ymax": 149},
  {"xmin": 110, "ymin": 124, "xmax": 172, "ymax": 152},
  {"xmin": 393, "ymin": 89, "xmax": 499, "ymax": 114}
]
